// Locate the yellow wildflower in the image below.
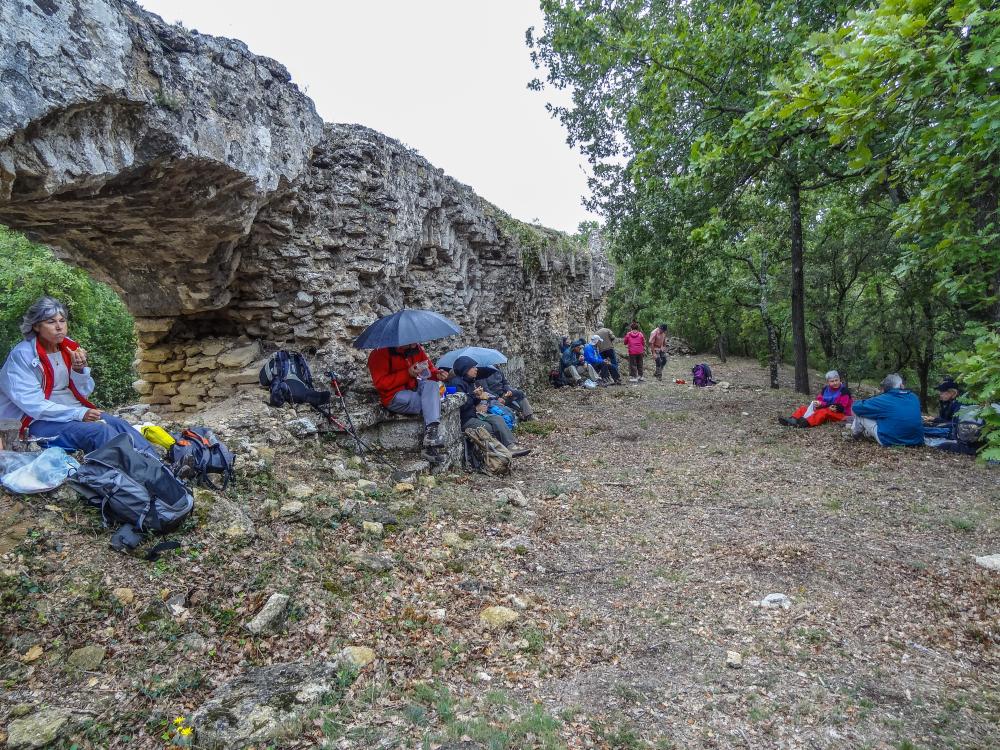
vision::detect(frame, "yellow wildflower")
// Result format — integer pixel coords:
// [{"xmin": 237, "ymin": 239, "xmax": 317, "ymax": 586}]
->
[
  {"xmin": 179, "ymin": 726, "xmax": 193, "ymax": 736},
  {"xmin": 173, "ymin": 716, "xmax": 186, "ymax": 726}
]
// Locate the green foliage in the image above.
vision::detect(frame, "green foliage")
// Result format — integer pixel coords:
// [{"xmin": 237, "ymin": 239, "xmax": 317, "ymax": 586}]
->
[
  {"xmin": 947, "ymin": 326, "xmax": 1000, "ymax": 462},
  {"xmin": 0, "ymin": 226, "xmax": 137, "ymax": 407},
  {"xmin": 530, "ymin": 0, "xmax": 1000, "ymax": 450}
]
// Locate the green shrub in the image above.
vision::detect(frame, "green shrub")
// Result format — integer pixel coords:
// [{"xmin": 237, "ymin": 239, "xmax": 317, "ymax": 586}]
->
[{"xmin": 0, "ymin": 226, "xmax": 137, "ymax": 407}]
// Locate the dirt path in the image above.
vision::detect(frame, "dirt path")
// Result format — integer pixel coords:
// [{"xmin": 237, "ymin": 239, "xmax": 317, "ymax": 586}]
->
[
  {"xmin": 0, "ymin": 355, "xmax": 996, "ymax": 750},
  {"xmin": 513, "ymin": 356, "xmax": 999, "ymax": 749}
]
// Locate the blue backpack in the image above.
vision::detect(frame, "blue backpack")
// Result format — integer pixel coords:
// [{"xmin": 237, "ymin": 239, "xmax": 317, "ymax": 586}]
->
[{"xmin": 488, "ymin": 403, "xmax": 517, "ymax": 430}]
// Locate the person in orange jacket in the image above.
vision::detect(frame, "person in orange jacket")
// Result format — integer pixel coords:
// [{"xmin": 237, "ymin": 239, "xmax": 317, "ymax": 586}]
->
[{"xmin": 367, "ymin": 344, "xmax": 449, "ymax": 447}]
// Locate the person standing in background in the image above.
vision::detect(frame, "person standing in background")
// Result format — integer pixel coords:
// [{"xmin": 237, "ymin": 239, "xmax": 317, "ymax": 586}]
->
[
  {"xmin": 648, "ymin": 323, "xmax": 669, "ymax": 380},
  {"xmin": 623, "ymin": 322, "xmax": 646, "ymax": 383}
]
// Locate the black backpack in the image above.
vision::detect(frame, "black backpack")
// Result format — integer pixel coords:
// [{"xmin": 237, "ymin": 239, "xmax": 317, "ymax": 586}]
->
[
  {"xmin": 259, "ymin": 350, "xmax": 331, "ymax": 408},
  {"xmin": 68, "ymin": 433, "xmax": 194, "ymax": 533},
  {"xmin": 167, "ymin": 427, "xmax": 235, "ymax": 490}
]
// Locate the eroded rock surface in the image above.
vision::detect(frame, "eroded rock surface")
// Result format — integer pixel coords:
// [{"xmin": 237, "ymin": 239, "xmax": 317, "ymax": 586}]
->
[{"xmin": 0, "ymin": 0, "xmax": 614, "ymax": 418}]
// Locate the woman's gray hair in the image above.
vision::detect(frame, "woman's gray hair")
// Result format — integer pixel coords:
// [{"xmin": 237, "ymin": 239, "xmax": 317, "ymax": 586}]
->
[
  {"xmin": 881, "ymin": 373, "xmax": 904, "ymax": 392},
  {"xmin": 20, "ymin": 296, "xmax": 69, "ymax": 339},
  {"xmin": 825, "ymin": 370, "xmax": 840, "ymax": 380}
]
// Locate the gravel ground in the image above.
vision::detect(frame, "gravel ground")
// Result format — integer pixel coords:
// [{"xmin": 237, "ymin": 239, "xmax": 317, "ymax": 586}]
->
[{"xmin": 0, "ymin": 354, "xmax": 996, "ymax": 750}]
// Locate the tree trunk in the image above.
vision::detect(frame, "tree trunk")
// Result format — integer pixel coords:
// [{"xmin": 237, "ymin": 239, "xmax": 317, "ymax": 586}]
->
[
  {"xmin": 788, "ymin": 180, "xmax": 810, "ymax": 394},
  {"xmin": 764, "ymin": 316, "xmax": 780, "ymax": 388},
  {"xmin": 716, "ymin": 333, "xmax": 727, "ymax": 363}
]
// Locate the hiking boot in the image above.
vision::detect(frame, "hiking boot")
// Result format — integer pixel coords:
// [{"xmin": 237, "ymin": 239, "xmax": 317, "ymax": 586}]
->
[
  {"xmin": 777, "ymin": 417, "xmax": 796, "ymax": 427},
  {"xmin": 423, "ymin": 423, "xmax": 445, "ymax": 448},
  {"xmin": 509, "ymin": 444, "xmax": 532, "ymax": 457},
  {"xmin": 795, "ymin": 417, "xmax": 810, "ymax": 428}
]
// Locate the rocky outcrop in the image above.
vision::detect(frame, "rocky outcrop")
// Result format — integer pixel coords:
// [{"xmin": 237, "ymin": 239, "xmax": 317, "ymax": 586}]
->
[{"xmin": 0, "ymin": 0, "xmax": 613, "ymax": 414}]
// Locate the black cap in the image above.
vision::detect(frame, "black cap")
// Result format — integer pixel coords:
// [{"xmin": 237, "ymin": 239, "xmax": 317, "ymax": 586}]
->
[{"xmin": 935, "ymin": 378, "xmax": 959, "ymax": 392}]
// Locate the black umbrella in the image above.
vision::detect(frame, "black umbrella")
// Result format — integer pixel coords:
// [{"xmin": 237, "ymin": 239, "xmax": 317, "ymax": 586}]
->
[{"xmin": 352, "ymin": 308, "xmax": 462, "ymax": 350}]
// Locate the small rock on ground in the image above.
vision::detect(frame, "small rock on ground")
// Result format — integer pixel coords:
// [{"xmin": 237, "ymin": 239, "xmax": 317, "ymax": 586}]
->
[
  {"xmin": 338, "ymin": 646, "xmax": 376, "ymax": 668},
  {"xmin": 5, "ymin": 707, "xmax": 72, "ymax": 749},
  {"xmin": 67, "ymin": 644, "xmax": 106, "ymax": 671},
  {"xmin": 726, "ymin": 650, "xmax": 743, "ymax": 669},
  {"xmin": 245, "ymin": 593, "xmax": 289, "ymax": 634},
  {"xmin": 974, "ymin": 553, "xmax": 1000, "ymax": 571},
  {"xmin": 480, "ymin": 606, "xmax": 519, "ymax": 628}
]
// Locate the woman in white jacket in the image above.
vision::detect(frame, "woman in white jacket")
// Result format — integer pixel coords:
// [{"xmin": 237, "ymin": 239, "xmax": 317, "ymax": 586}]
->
[{"xmin": 0, "ymin": 297, "xmax": 155, "ymax": 456}]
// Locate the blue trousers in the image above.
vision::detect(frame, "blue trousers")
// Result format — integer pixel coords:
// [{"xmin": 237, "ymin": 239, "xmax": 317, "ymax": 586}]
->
[{"xmin": 28, "ymin": 414, "xmax": 157, "ymax": 457}]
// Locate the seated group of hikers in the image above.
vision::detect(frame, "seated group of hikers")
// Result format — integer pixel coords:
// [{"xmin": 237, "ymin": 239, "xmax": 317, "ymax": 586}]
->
[
  {"xmin": 778, "ymin": 369, "xmax": 976, "ymax": 451},
  {"xmin": 367, "ymin": 344, "xmax": 533, "ymax": 458},
  {"xmin": 556, "ymin": 321, "xmax": 672, "ymax": 387}
]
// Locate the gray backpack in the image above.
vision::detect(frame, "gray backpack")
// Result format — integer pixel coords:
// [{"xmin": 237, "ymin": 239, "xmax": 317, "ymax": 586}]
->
[{"xmin": 68, "ymin": 433, "xmax": 194, "ymax": 533}]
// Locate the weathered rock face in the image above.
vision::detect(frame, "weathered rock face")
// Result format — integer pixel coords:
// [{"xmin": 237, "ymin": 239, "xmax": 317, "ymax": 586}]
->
[
  {"xmin": 0, "ymin": 0, "xmax": 322, "ymax": 317},
  {"xmin": 0, "ymin": 0, "xmax": 614, "ymax": 414}
]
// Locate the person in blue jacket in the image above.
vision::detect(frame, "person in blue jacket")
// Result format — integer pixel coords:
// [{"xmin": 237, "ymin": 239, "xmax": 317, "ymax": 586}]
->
[
  {"xmin": 851, "ymin": 373, "xmax": 924, "ymax": 447},
  {"xmin": 583, "ymin": 335, "xmax": 619, "ymax": 383},
  {"xmin": 0, "ymin": 297, "xmax": 157, "ymax": 456}
]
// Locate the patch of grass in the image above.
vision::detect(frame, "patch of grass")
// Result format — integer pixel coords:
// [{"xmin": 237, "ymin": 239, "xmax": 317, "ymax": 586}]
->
[
  {"xmin": 520, "ymin": 420, "xmax": 556, "ymax": 436},
  {"xmin": 946, "ymin": 516, "xmax": 976, "ymax": 532}
]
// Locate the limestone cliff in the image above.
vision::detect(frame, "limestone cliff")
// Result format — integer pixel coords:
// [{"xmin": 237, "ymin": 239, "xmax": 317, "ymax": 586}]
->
[{"xmin": 0, "ymin": 0, "xmax": 613, "ymax": 413}]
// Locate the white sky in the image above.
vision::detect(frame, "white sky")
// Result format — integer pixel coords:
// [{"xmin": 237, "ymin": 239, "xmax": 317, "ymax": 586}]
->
[{"xmin": 138, "ymin": 0, "xmax": 598, "ymax": 233}]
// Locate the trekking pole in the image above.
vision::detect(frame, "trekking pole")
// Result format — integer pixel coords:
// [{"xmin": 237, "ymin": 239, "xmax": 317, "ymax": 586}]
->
[{"xmin": 319, "ymin": 371, "xmax": 401, "ymax": 473}]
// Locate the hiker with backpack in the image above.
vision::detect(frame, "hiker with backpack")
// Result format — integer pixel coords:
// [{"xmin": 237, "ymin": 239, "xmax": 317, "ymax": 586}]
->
[
  {"xmin": 648, "ymin": 323, "xmax": 669, "ymax": 380},
  {"xmin": 623, "ymin": 322, "xmax": 646, "ymax": 383},
  {"xmin": 594, "ymin": 323, "xmax": 619, "ymax": 371},
  {"xmin": 367, "ymin": 344, "xmax": 450, "ymax": 448},
  {"xmin": 778, "ymin": 370, "xmax": 853, "ymax": 428},
  {"xmin": 451, "ymin": 356, "xmax": 530, "ymax": 457},
  {"xmin": 0, "ymin": 297, "xmax": 158, "ymax": 457}
]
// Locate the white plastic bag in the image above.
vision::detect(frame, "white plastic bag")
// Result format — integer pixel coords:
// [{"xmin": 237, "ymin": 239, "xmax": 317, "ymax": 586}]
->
[{"xmin": 1, "ymin": 447, "xmax": 80, "ymax": 494}]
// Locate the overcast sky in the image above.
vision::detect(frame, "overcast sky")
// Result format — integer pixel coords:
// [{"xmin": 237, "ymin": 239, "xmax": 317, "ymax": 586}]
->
[{"xmin": 138, "ymin": 0, "xmax": 598, "ymax": 233}]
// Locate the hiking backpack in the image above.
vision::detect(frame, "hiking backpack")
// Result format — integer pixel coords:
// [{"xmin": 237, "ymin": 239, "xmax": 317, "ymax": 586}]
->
[
  {"xmin": 692, "ymin": 363, "xmax": 715, "ymax": 387},
  {"xmin": 68, "ymin": 433, "xmax": 194, "ymax": 533},
  {"xmin": 549, "ymin": 368, "xmax": 568, "ymax": 388},
  {"xmin": 463, "ymin": 426, "xmax": 513, "ymax": 476},
  {"xmin": 167, "ymin": 427, "xmax": 235, "ymax": 490},
  {"xmin": 259, "ymin": 350, "xmax": 331, "ymax": 408}
]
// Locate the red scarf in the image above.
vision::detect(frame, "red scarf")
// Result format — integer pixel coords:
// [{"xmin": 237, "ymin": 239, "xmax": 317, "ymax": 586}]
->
[{"xmin": 19, "ymin": 337, "xmax": 97, "ymax": 437}]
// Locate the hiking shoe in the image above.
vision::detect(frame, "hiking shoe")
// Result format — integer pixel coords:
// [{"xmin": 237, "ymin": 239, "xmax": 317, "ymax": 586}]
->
[
  {"xmin": 777, "ymin": 417, "xmax": 796, "ymax": 427},
  {"xmin": 629, "ymin": 377, "xmax": 638, "ymax": 383},
  {"xmin": 795, "ymin": 417, "xmax": 810, "ymax": 428},
  {"xmin": 509, "ymin": 444, "xmax": 532, "ymax": 457},
  {"xmin": 638, "ymin": 376, "xmax": 646, "ymax": 382},
  {"xmin": 423, "ymin": 423, "xmax": 445, "ymax": 448}
]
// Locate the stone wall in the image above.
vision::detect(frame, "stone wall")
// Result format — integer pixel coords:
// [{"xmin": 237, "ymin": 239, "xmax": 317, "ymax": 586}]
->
[{"xmin": 0, "ymin": 0, "xmax": 613, "ymax": 416}]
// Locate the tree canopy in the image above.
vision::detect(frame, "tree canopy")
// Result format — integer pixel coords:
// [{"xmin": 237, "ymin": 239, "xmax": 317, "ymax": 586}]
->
[{"xmin": 530, "ymin": 0, "xmax": 999, "ymax": 459}]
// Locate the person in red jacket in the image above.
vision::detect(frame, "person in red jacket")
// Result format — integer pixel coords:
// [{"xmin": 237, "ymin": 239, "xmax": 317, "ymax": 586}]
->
[
  {"xmin": 779, "ymin": 370, "xmax": 853, "ymax": 428},
  {"xmin": 367, "ymin": 344, "xmax": 449, "ymax": 447}
]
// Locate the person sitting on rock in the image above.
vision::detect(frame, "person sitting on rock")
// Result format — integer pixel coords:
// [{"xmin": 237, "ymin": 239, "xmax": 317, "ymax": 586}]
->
[
  {"xmin": 0, "ymin": 296, "xmax": 157, "ymax": 456},
  {"xmin": 451, "ymin": 356, "xmax": 530, "ymax": 456},
  {"xmin": 584, "ymin": 335, "xmax": 619, "ymax": 384},
  {"xmin": 779, "ymin": 370, "xmax": 853, "ymax": 428},
  {"xmin": 367, "ymin": 343, "xmax": 449, "ymax": 448},
  {"xmin": 475, "ymin": 365, "xmax": 535, "ymax": 421},
  {"xmin": 850, "ymin": 373, "xmax": 924, "ymax": 447},
  {"xmin": 560, "ymin": 341, "xmax": 600, "ymax": 386},
  {"xmin": 594, "ymin": 322, "xmax": 619, "ymax": 371}
]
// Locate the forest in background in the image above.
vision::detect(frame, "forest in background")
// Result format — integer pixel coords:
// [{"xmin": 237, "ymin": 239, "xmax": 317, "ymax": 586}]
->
[
  {"xmin": 0, "ymin": 227, "xmax": 137, "ymax": 407},
  {"xmin": 529, "ymin": 0, "xmax": 999, "ymax": 457}
]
